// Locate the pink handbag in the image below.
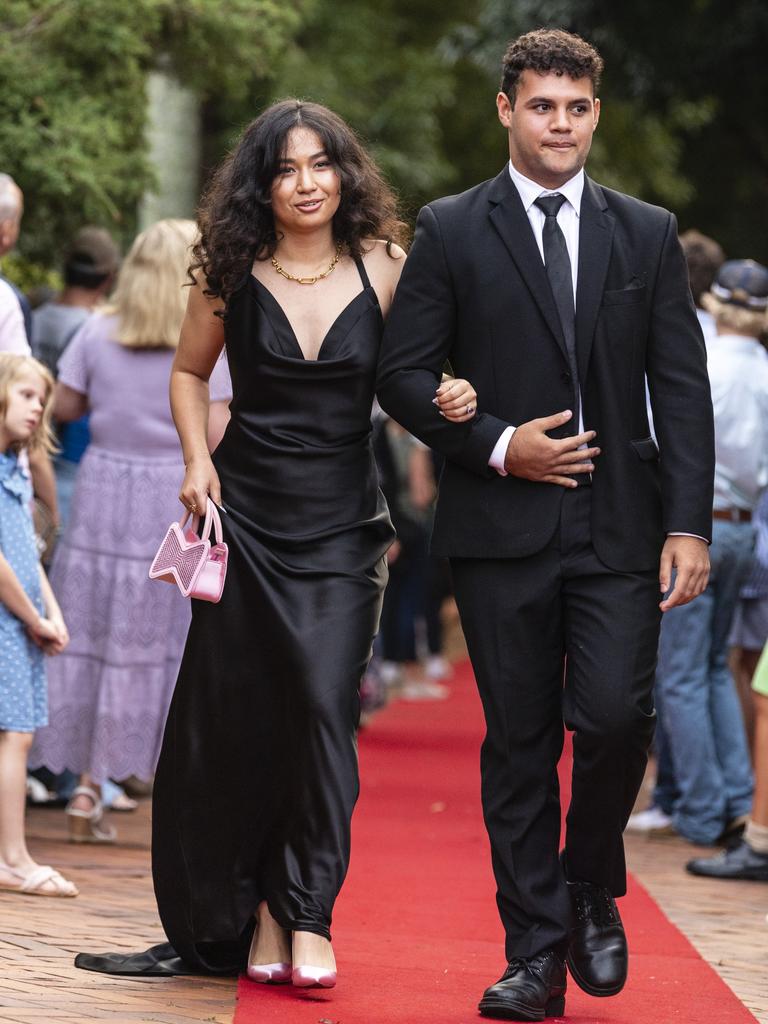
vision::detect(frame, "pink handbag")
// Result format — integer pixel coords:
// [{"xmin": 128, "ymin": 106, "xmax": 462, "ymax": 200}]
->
[{"xmin": 148, "ymin": 498, "xmax": 228, "ymax": 603}]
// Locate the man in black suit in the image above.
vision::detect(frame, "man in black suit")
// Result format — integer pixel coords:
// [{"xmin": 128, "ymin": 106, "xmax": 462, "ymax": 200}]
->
[{"xmin": 377, "ymin": 28, "xmax": 714, "ymax": 1022}]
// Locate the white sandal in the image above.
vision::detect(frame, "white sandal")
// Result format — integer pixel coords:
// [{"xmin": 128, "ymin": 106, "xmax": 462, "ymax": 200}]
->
[
  {"xmin": 65, "ymin": 786, "xmax": 117, "ymax": 844},
  {"xmin": 0, "ymin": 862, "xmax": 78, "ymax": 898}
]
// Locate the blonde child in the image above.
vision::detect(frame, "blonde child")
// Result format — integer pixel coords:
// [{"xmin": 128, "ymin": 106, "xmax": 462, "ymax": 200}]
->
[{"xmin": 0, "ymin": 353, "xmax": 75, "ymax": 897}]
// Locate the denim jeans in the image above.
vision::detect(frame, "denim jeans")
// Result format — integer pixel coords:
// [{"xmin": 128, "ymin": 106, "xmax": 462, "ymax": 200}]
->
[
  {"xmin": 652, "ymin": 714, "xmax": 677, "ymax": 817},
  {"xmin": 653, "ymin": 520, "xmax": 754, "ymax": 844},
  {"xmin": 53, "ymin": 454, "xmax": 80, "ymax": 533}
]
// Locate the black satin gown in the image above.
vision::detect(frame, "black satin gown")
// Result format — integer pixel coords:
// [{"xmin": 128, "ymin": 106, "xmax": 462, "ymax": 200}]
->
[{"xmin": 151, "ymin": 256, "xmax": 394, "ymax": 973}]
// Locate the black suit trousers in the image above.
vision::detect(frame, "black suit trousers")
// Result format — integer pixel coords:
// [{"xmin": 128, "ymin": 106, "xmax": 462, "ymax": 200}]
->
[{"xmin": 450, "ymin": 487, "xmax": 660, "ymax": 960}]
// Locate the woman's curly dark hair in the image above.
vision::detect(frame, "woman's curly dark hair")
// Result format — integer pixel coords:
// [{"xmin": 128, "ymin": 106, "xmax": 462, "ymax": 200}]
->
[{"xmin": 190, "ymin": 99, "xmax": 408, "ymax": 315}]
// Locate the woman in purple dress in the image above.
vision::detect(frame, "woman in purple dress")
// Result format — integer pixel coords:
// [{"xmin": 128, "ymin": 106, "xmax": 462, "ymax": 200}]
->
[{"xmin": 29, "ymin": 220, "xmax": 232, "ymax": 843}]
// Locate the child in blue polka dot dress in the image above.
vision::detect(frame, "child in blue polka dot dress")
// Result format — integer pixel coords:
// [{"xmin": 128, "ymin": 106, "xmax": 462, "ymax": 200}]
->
[{"xmin": 0, "ymin": 353, "xmax": 77, "ymax": 898}]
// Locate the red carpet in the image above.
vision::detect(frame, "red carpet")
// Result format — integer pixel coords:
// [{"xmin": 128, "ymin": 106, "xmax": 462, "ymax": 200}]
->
[{"xmin": 234, "ymin": 659, "xmax": 757, "ymax": 1023}]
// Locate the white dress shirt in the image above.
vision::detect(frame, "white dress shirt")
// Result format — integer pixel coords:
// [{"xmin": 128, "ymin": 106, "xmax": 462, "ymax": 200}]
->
[
  {"xmin": 697, "ymin": 308, "xmax": 717, "ymax": 348},
  {"xmin": 708, "ymin": 333, "xmax": 768, "ymax": 511},
  {"xmin": 0, "ymin": 277, "xmax": 30, "ymax": 355},
  {"xmin": 489, "ymin": 162, "xmax": 584, "ymax": 474}
]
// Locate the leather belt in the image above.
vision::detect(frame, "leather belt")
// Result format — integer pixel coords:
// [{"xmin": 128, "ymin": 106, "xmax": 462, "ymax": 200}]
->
[{"xmin": 713, "ymin": 507, "xmax": 752, "ymax": 523}]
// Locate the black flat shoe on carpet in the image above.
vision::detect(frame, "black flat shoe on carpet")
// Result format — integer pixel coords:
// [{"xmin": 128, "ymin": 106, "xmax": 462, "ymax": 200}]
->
[{"xmin": 478, "ymin": 951, "xmax": 566, "ymax": 1021}]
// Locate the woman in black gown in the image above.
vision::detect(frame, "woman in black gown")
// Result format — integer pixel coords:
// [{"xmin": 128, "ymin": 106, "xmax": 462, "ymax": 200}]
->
[{"xmin": 75, "ymin": 99, "xmax": 477, "ymax": 986}]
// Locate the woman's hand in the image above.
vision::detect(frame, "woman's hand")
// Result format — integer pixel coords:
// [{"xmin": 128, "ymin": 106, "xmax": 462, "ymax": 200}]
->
[
  {"xmin": 387, "ymin": 539, "xmax": 402, "ymax": 565},
  {"xmin": 179, "ymin": 455, "xmax": 223, "ymax": 516},
  {"xmin": 434, "ymin": 378, "xmax": 477, "ymax": 422}
]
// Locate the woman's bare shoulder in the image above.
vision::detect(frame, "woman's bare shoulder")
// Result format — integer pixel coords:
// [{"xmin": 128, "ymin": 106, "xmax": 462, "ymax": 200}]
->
[
  {"xmin": 186, "ymin": 268, "xmax": 225, "ymax": 317},
  {"xmin": 361, "ymin": 239, "xmax": 407, "ymax": 311}
]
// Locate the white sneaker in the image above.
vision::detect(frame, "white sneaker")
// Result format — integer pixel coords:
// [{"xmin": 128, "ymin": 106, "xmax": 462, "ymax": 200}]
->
[
  {"xmin": 380, "ymin": 661, "xmax": 403, "ymax": 687},
  {"xmin": 625, "ymin": 806, "xmax": 673, "ymax": 833},
  {"xmin": 26, "ymin": 775, "xmax": 53, "ymax": 804},
  {"xmin": 400, "ymin": 680, "xmax": 449, "ymax": 701},
  {"xmin": 424, "ymin": 655, "xmax": 452, "ymax": 680}
]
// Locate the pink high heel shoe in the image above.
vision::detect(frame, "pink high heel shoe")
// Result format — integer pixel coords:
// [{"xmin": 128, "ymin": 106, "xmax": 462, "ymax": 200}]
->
[
  {"xmin": 248, "ymin": 962, "xmax": 292, "ymax": 984},
  {"xmin": 246, "ymin": 921, "xmax": 291, "ymax": 984},
  {"xmin": 292, "ymin": 965, "xmax": 337, "ymax": 988}
]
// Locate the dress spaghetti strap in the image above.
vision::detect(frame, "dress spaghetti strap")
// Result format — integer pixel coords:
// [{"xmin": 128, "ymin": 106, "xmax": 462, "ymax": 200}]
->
[{"xmin": 353, "ymin": 255, "xmax": 371, "ymax": 291}]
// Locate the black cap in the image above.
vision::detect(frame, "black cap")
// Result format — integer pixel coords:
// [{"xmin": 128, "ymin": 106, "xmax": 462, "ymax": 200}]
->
[{"xmin": 710, "ymin": 259, "xmax": 768, "ymax": 311}]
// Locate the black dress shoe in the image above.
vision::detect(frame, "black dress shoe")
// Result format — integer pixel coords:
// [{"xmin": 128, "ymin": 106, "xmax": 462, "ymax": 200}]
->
[
  {"xmin": 478, "ymin": 951, "xmax": 566, "ymax": 1021},
  {"xmin": 686, "ymin": 838, "xmax": 768, "ymax": 881},
  {"xmin": 566, "ymin": 880, "xmax": 627, "ymax": 997}
]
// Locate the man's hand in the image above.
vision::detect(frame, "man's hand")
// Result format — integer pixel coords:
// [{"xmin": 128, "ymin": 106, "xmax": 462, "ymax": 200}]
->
[
  {"xmin": 659, "ymin": 536, "xmax": 710, "ymax": 611},
  {"xmin": 504, "ymin": 410, "xmax": 600, "ymax": 486}
]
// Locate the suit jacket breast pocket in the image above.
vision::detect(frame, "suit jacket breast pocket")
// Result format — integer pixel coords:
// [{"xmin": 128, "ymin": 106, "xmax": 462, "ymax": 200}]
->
[
  {"xmin": 630, "ymin": 437, "xmax": 659, "ymax": 461},
  {"xmin": 601, "ymin": 285, "xmax": 647, "ymax": 307}
]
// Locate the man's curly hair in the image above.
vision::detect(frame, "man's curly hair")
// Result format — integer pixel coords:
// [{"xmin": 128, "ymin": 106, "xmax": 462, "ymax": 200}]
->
[{"xmin": 500, "ymin": 29, "xmax": 604, "ymax": 106}]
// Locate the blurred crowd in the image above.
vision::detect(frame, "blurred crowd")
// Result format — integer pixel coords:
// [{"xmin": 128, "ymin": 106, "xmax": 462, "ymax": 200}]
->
[
  {"xmin": 0, "ymin": 170, "xmax": 767, "ymax": 894},
  {"xmin": 624, "ymin": 231, "xmax": 768, "ymax": 883}
]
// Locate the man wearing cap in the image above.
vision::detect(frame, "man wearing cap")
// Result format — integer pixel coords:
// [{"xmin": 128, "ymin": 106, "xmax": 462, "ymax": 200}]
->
[
  {"xmin": 653, "ymin": 259, "xmax": 768, "ymax": 850},
  {"xmin": 31, "ymin": 226, "xmax": 119, "ymax": 377},
  {"xmin": 30, "ymin": 226, "xmax": 120, "ymax": 537}
]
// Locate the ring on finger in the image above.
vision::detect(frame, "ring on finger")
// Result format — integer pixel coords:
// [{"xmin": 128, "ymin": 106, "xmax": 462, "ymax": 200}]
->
[{"xmin": 466, "ymin": 404, "xmax": 474, "ymax": 414}]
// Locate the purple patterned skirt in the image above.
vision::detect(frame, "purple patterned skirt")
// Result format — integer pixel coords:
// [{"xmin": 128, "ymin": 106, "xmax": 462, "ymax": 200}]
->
[{"xmin": 30, "ymin": 445, "xmax": 191, "ymax": 783}]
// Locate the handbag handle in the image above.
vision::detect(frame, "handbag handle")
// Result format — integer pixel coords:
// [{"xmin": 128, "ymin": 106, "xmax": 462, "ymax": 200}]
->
[{"xmin": 179, "ymin": 497, "xmax": 224, "ymax": 545}]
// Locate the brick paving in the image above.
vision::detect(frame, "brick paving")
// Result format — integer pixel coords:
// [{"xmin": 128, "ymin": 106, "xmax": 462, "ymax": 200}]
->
[
  {"xmin": 0, "ymin": 801, "xmax": 236, "ymax": 1024},
  {"xmin": 626, "ymin": 771, "xmax": 768, "ymax": 1023},
  {"xmin": 2, "ymin": 759, "xmax": 767, "ymax": 1023}
]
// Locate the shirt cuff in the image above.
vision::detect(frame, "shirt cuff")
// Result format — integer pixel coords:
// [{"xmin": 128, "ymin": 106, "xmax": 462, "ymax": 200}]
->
[
  {"xmin": 668, "ymin": 532, "xmax": 709, "ymax": 542},
  {"xmin": 489, "ymin": 426, "xmax": 516, "ymax": 476}
]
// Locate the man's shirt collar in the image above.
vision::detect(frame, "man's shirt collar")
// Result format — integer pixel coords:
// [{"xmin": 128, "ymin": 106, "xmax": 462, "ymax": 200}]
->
[{"xmin": 508, "ymin": 160, "xmax": 585, "ymax": 217}]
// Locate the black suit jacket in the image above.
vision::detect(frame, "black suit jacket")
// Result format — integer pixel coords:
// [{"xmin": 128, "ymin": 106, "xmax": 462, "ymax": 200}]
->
[{"xmin": 376, "ymin": 168, "xmax": 715, "ymax": 571}]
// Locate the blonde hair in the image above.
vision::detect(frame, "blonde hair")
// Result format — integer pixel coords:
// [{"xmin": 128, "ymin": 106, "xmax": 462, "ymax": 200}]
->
[
  {"xmin": 701, "ymin": 292, "xmax": 768, "ymax": 337},
  {"xmin": 0, "ymin": 354, "xmax": 57, "ymax": 455},
  {"xmin": 103, "ymin": 218, "xmax": 198, "ymax": 349}
]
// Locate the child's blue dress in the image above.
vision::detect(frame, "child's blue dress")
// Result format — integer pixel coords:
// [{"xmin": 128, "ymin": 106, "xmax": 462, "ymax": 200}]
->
[{"xmin": 0, "ymin": 451, "xmax": 46, "ymax": 732}]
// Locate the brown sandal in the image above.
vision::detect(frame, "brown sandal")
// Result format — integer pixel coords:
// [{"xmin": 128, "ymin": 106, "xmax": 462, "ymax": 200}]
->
[{"xmin": 65, "ymin": 786, "xmax": 117, "ymax": 844}]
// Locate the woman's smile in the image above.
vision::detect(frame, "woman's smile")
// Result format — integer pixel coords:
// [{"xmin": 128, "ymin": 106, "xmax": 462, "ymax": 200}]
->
[{"xmin": 294, "ymin": 198, "xmax": 325, "ymax": 213}]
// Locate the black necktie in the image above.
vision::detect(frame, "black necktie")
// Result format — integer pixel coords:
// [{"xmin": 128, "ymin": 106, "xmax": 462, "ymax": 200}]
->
[{"xmin": 534, "ymin": 194, "xmax": 580, "ymax": 428}]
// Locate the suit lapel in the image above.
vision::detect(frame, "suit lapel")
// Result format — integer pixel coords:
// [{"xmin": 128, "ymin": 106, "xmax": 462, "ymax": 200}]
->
[
  {"xmin": 576, "ymin": 177, "xmax": 615, "ymax": 382},
  {"xmin": 487, "ymin": 169, "xmax": 569, "ymax": 363}
]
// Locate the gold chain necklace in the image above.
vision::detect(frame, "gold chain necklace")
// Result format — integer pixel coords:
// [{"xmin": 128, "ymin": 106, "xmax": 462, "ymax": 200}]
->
[{"xmin": 271, "ymin": 243, "xmax": 343, "ymax": 285}]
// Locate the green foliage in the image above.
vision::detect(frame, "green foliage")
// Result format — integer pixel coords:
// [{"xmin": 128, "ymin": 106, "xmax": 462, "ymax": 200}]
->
[
  {"xmin": 211, "ymin": 0, "xmax": 485, "ymax": 218},
  {"xmin": 588, "ymin": 98, "xmax": 717, "ymax": 209},
  {"xmin": 0, "ymin": 251, "xmax": 61, "ymax": 296},
  {"xmin": 0, "ymin": 0, "xmax": 306, "ymax": 275},
  {"xmin": 161, "ymin": 0, "xmax": 306, "ymax": 101},
  {"xmin": 0, "ymin": 1, "xmax": 152, "ymax": 267}
]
